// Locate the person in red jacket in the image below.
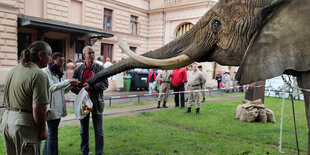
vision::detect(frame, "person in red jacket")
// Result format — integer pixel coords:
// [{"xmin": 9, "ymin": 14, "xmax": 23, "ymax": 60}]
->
[
  {"xmin": 171, "ymin": 67, "xmax": 187, "ymax": 108},
  {"xmin": 147, "ymin": 69, "xmax": 157, "ymax": 94}
]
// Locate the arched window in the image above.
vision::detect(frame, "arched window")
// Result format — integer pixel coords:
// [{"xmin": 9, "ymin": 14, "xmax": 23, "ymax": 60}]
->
[{"xmin": 176, "ymin": 23, "xmax": 193, "ymax": 37}]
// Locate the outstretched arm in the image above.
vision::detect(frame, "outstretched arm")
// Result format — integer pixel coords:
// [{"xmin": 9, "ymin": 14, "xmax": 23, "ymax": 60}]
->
[{"xmin": 71, "ymin": 67, "xmax": 82, "ymax": 94}]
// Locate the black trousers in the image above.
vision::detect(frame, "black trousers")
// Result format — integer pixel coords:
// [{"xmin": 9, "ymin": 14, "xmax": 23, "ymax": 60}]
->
[
  {"xmin": 217, "ymin": 80, "xmax": 221, "ymax": 88},
  {"xmin": 173, "ymin": 82, "xmax": 185, "ymax": 107}
]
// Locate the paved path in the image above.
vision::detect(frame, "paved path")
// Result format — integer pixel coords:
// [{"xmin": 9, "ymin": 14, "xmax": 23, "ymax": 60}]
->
[{"xmin": 59, "ymin": 94, "xmax": 244, "ymax": 127}]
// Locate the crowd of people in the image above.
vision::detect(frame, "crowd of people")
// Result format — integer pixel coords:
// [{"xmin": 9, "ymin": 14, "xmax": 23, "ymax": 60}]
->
[
  {"xmin": 215, "ymin": 71, "xmax": 242, "ymax": 92},
  {"xmin": 1, "ymin": 40, "xmax": 243, "ymax": 155},
  {"xmin": 147, "ymin": 63, "xmax": 243, "ymax": 116},
  {"xmin": 1, "ymin": 41, "xmax": 111, "ymax": 155}
]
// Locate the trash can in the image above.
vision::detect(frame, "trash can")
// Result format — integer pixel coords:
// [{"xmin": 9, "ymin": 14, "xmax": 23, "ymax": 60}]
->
[
  {"xmin": 123, "ymin": 76, "xmax": 132, "ymax": 91},
  {"xmin": 128, "ymin": 70, "xmax": 150, "ymax": 91}
]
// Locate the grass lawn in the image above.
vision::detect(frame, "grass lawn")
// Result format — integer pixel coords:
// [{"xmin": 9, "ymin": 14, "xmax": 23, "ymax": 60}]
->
[{"xmin": 0, "ymin": 96, "xmax": 307, "ymax": 154}]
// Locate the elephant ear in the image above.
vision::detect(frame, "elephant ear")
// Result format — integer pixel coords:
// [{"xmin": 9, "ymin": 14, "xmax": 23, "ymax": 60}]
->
[{"xmin": 236, "ymin": 0, "xmax": 310, "ymax": 84}]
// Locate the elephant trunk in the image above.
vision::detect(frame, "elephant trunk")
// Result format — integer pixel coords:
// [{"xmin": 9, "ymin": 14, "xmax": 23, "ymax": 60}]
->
[
  {"xmin": 87, "ymin": 58, "xmax": 148, "ymax": 85},
  {"xmin": 88, "ymin": 10, "xmax": 215, "ymax": 85},
  {"xmin": 88, "ymin": 30, "xmax": 198, "ymax": 85}
]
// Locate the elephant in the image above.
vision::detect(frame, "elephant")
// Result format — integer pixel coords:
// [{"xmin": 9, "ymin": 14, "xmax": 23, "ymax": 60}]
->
[{"xmin": 87, "ymin": 0, "xmax": 310, "ymax": 153}]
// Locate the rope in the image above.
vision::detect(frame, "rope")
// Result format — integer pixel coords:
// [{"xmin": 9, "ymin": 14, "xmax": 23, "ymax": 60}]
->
[
  {"xmin": 279, "ymin": 86, "xmax": 285, "ymax": 153},
  {"xmin": 281, "ymin": 75, "xmax": 300, "ymax": 154},
  {"xmin": 290, "ymin": 93, "xmax": 300, "ymax": 155}
]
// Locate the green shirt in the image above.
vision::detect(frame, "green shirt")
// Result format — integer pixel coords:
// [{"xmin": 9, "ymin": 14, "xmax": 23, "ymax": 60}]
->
[{"xmin": 4, "ymin": 62, "xmax": 50, "ymax": 111}]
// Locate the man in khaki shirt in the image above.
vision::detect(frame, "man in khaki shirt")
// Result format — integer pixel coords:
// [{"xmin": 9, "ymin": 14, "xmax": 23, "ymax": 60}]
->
[
  {"xmin": 186, "ymin": 63, "xmax": 206, "ymax": 115},
  {"xmin": 1, "ymin": 41, "xmax": 52, "ymax": 155},
  {"xmin": 156, "ymin": 70, "xmax": 172, "ymax": 108}
]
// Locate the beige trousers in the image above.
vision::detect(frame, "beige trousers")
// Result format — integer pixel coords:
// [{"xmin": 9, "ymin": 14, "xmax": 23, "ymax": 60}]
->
[
  {"xmin": 187, "ymin": 86, "xmax": 201, "ymax": 108},
  {"xmin": 158, "ymin": 83, "xmax": 170, "ymax": 102},
  {"xmin": 1, "ymin": 110, "xmax": 41, "ymax": 155},
  {"xmin": 200, "ymin": 84, "xmax": 206, "ymax": 98}
]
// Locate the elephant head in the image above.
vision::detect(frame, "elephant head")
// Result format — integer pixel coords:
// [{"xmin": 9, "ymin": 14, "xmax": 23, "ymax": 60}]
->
[{"xmin": 88, "ymin": 0, "xmax": 309, "ymax": 85}]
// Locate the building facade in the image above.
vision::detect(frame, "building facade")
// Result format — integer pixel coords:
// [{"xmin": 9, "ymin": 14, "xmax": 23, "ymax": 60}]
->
[{"xmin": 0, "ymin": 0, "xmax": 237, "ymax": 87}]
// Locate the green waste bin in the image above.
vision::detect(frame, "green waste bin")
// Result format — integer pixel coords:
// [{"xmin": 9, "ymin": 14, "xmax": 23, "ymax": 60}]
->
[{"xmin": 123, "ymin": 76, "xmax": 132, "ymax": 91}]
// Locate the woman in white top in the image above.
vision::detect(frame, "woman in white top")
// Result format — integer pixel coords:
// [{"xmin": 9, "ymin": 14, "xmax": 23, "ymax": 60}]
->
[{"xmin": 42, "ymin": 52, "xmax": 79, "ymax": 155}]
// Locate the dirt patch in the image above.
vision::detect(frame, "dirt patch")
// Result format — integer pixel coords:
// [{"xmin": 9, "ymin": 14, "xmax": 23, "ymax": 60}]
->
[{"xmin": 143, "ymin": 118, "xmax": 304, "ymax": 154}]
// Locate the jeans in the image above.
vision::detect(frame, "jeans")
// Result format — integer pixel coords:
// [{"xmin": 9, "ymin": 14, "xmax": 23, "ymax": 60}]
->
[
  {"xmin": 80, "ymin": 112, "xmax": 104, "ymax": 155},
  {"xmin": 43, "ymin": 118, "xmax": 61, "ymax": 155},
  {"xmin": 148, "ymin": 82, "xmax": 154, "ymax": 94},
  {"xmin": 173, "ymin": 82, "xmax": 185, "ymax": 108}
]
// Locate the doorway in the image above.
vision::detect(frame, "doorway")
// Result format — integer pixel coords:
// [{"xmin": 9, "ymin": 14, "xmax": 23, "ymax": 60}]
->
[
  {"xmin": 44, "ymin": 38, "xmax": 66, "ymax": 55},
  {"xmin": 75, "ymin": 40, "xmax": 85, "ymax": 62},
  {"xmin": 17, "ymin": 33, "xmax": 31, "ymax": 60}
]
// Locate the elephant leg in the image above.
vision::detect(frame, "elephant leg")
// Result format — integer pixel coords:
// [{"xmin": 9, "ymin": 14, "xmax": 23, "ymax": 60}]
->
[
  {"xmin": 302, "ymin": 90, "xmax": 310, "ymax": 154},
  {"xmin": 296, "ymin": 72, "xmax": 310, "ymax": 154}
]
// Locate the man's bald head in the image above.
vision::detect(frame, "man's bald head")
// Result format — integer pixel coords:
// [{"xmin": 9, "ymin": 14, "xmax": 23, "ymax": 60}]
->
[
  {"xmin": 82, "ymin": 46, "xmax": 95, "ymax": 65},
  {"xmin": 83, "ymin": 46, "xmax": 93, "ymax": 54}
]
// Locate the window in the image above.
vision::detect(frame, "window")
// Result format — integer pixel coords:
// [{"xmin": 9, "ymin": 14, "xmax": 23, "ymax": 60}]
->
[
  {"xmin": 75, "ymin": 40, "xmax": 85, "ymax": 62},
  {"xmin": 104, "ymin": 9, "xmax": 112, "ymax": 30},
  {"xmin": 130, "ymin": 15, "xmax": 138, "ymax": 35},
  {"xmin": 129, "ymin": 46, "xmax": 137, "ymax": 53},
  {"xmin": 176, "ymin": 23, "xmax": 193, "ymax": 37},
  {"xmin": 101, "ymin": 43, "xmax": 113, "ymax": 61},
  {"xmin": 17, "ymin": 33, "xmax": 31, "ymax": 60},
  {"xmin": 70, "ymin": 0, "xmax": 82, "ymax": 25}
]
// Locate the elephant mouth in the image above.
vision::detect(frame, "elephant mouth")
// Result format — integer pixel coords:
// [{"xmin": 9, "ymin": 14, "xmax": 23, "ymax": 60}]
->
[{"xmin": 211, "ymin": 47, "xmax": 243, "ymax": 66}]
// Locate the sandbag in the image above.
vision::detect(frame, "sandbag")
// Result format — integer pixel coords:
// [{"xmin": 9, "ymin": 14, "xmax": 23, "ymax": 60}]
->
[
  {"xmin": 242, "ymin": 99, "xmax": 252, "ymax": 104},
  {"xmin": 257, "ymin": 109, "xmax": 267, "ymax": 123},
  {"xmin": 253, "ymin": 104, "xmax": 265, "ymax": 109},
  {"xmin": 239, "ymin": 109, "xmax": 248, "ymax": 122},
  {"xmin": 235, "ymin": 101, "xmax": 275, "ymax": 123},
  {"xmin": 239, "ymin": 105, "xmax": 257, "ymax": 122},
  {"xmin": 252, "ymin": 99, "xmax": 263, "ymax": 105},
  {"xmin": 246, "ymin": 107, "xmax": 259, "ymax": 122},
  {"xmin": 235, "ymin": 104, "xmax": 243, "ymax": 119},
  {"xmin": 242, "ymin": 103, "xmax": 253, "ymax": 109},
  {"xmin": 266, "ymin": 108, "xmax": 276, "ymax": 122}
]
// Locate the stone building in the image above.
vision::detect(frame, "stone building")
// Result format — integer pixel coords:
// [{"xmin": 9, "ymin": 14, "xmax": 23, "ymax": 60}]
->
[{"xmin": 0, "ymin": 0, "xmax": 237, "ymax": 87}]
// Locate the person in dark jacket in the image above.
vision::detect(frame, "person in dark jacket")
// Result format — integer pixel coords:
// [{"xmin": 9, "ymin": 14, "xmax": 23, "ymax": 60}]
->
[
  {"xmin": 71, "ymin": 46, "xmax": 108, "ymax": 155},
  {"xmin": 215, "ymin": 71, "xmax": 222, "ymax": 89}
]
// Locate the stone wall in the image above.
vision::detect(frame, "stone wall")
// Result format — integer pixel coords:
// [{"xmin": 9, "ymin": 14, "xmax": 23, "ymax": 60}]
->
[{"xmin": 0, "ymin": 2, "xmax": 18, "ymax": 85}]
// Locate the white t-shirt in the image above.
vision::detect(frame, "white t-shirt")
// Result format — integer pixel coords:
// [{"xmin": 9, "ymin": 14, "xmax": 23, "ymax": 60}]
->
[
  {"xmin": 104, "ymin": 62, "xmax": 113, "ymax": 68},
  {"xmin": 95, "ymin": 61, "xmax": 103, "ymax": 66}
]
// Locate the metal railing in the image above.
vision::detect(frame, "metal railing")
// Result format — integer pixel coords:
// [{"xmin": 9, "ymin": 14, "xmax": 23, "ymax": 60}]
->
[{"xmin": 0, "ymin": 87, "xmax": 243, "ymax": 108}]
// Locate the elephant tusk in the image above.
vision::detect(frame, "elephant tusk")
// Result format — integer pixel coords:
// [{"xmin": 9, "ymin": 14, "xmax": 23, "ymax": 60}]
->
[{"xmin": 118, "ymin": 36, "xmax": 191, "ymax": 67}]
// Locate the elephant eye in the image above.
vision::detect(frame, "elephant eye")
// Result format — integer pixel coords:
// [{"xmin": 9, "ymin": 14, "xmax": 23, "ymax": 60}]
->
[
  {"xmin": 211, "ymin": 19, "xmax": 221, "ymax": 34},
  {"xmin": 212, "ymin": 20, "xmax": 221, "ymax": 29}
]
